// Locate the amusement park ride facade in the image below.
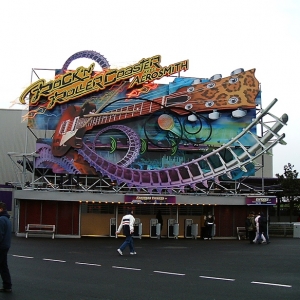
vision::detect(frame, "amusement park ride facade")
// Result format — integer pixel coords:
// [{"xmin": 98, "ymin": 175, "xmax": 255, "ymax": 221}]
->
[{"xmin": 8, "ymin": 50, "xmax": 288, "ymax": 238}]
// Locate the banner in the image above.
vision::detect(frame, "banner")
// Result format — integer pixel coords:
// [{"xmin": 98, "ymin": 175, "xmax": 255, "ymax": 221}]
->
[
  {"xmin": 246, "ymin": 196, "xmax": 277, "ymax": 205},
  {"xmin": 125, "ymin": 195, "xmax": 176, "ymax": 204}
]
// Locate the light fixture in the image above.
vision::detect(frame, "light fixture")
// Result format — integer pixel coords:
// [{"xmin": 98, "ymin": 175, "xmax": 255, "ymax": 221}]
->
[
  {"xmin": 202, "ymin": 180, "xmax": 208, "ymax": 188},
  {"xmin": 208, "ymin": 110, "xmax": 220, "ymax": 120},
  {"xmin": 265, "ymin": 151, "xmax": 273, "ymax": 156},
  {"xmin": 239, "ymin": 165, "xmax": 248, "ymax": 172},
  {"xmin": 226, "ymin": 172, "xmax": 232, "ymax": 179},
  {"xmin": 188, "ymin": 114, "xmax": 198, "ymax": 122},
  {"xmin": 279, "ymin": 140, "xmax": 287, "ymax": 145},
  {"xmin": 232, "ymin": 108, "xmax": 247, "ymax": 118}
]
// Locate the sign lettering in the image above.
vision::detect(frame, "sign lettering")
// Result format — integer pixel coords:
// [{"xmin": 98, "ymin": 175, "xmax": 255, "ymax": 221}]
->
[{"xmin": 19, "ymin": 55, "xmax": 189, "ymax": 109}]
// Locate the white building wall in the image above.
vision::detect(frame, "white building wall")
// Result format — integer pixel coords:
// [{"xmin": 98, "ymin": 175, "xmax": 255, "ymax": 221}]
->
[{"xmin": 0, "ymin": 109, "xmax": 52, "ymax": 184}]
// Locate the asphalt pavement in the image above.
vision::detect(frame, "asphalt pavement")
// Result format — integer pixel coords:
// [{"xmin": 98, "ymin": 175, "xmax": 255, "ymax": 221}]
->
[{"xmin": 2, "ymin": 235, "xmax": 300, "ymax": 300}]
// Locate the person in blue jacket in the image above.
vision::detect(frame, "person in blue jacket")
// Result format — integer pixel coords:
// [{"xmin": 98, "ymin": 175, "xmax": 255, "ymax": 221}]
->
[{"xmin": 0, "ymin": 202, "xmax": 12, "ymax": 293}]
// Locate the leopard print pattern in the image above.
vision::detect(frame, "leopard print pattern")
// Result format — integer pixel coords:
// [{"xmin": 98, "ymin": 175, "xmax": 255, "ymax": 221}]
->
[{"xmin": 167, "ymin": 68, "xmax": 259, "ymax": 114}]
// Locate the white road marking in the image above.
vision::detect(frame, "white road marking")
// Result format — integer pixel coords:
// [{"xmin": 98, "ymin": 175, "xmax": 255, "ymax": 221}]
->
[
  {"xmin": 43, "ymin": 258, "xmax": 66, "ymax": 263},
  {"xmin": 112, "ymin": 266, "xmax": 141, "ymax": 271},
  {"xmin": 75, "ymin": 262, "xmax": 101, "ymax": 267},
  {"xmin": 200, "ymin": 275, "xmax": 235, "ymax": 281},
  {"xmin": 251, "ymin": 281, "xmax": 292, "ymax": 288},
  {"xmin": 12, "ymin": 255, "xmax": 33, "ymax": 259},
  {"xmin": 10, "ymin": 255, "xmax": 294, "ymax": 288},
  {"xmin": 154, "ymin": 271, "xmax": 185, "ymax": 276}
]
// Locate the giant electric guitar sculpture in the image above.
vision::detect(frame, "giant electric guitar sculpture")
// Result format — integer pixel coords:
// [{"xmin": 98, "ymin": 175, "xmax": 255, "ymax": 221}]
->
[{"xmin": 52, "ymin": 69, "xmax": 259, "ymax": 156}]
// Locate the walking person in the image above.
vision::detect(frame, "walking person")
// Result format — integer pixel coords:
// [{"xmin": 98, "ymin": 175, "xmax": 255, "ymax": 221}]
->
[
  {"xmin": 204, "ymin": 212, "xmax": 215, "ymax": 240},
  {"xmin": 0, "ymin": 202, "xmax": 12, "ymax": 293},
  {"xmin": 246, "ymin": 211, "xmax": 256, "ymax": 244},
  {"xmin": 258, "ymin": 212, "xmax": 270, "ymax": 244},
  {"xmin": 116, "ymin": 209, "xmax": 136, "ymax": 255},
  {"xmin": 253, "ymin": 212, "xmax": 266, "ymax": 244}
]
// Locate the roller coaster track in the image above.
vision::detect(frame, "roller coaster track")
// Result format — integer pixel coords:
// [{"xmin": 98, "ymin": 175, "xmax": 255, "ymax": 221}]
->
[
  {"xmin": 91, "ymin": 125, "xmax": 141, "ymax": 167},
  {"xmin": 61, "ymin": 50, "xmax": 110, "ymax": 73},
  {"xmin": 72, "ymin": 99, "xmax": 287, "ymax": 193},
  {"xmin": 35, "ymin": 145, "xmax": 81, "ymax": 174}
]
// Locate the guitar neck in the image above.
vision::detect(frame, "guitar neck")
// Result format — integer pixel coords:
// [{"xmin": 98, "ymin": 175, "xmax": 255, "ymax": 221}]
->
[{"xmin": 77, "ymin": 100, "xmax": 162, "ymax": 129}]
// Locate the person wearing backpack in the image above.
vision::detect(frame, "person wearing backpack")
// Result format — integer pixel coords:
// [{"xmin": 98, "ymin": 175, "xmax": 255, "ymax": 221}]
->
[
  {"xmin": 0, "ymin": 202, "xmax": 12, "ymax": 293},
  {"xmin": 246, "ymin": 212, "xmax": 256, "ymax": 244}
]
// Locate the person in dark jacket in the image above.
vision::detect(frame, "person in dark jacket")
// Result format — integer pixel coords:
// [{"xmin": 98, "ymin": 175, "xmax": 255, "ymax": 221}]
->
[
  {"xmin": 156, "ymin": 210, "xmax": 163, "ymax": 231},
  {"xmin": 0, "ymin": 202, "xmax": 12, "ymax": 293},
  {"xmin": 246, "ymin": 212, "xmax": 256, "ymax": 244},
  {"xmin": 204, "ymin": 212, "xmax": 215, "ymax": 240},
  {"xmin": 258, "ymin": 212, "xmax": 270, "ymax": 244}
]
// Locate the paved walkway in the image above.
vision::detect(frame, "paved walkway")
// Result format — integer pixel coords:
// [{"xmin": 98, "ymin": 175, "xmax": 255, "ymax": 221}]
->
[{"xmin": 4, "ymin": 236, "xmax": 300, "ymax": 300}]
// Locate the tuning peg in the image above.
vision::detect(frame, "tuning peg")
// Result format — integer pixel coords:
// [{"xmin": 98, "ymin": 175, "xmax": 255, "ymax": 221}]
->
[
  {"xmin": 210, "ymin": 74, "xmax": 222, "ymax": 81},
  {"xmin": 230, "ymin": 68, "xmax": 244, "ymax": 76},
  {"xmin": 208, "ymin": 110, "xmax": 220, "ymax": 120}
]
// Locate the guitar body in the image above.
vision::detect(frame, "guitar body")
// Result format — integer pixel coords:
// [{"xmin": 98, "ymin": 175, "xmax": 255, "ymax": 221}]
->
[
  {"xmin": 51, "ymin": 69, "xmax": 259, "ymax": 157},
  {"xmin": 52, "ymin": 105, "xmax": 89, "ymax": 156}
]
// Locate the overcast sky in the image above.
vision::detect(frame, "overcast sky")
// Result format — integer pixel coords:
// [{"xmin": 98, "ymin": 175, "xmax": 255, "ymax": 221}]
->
[{"xmin": 1, "ymin": 0, "xmax": 299, "ymax": 176}]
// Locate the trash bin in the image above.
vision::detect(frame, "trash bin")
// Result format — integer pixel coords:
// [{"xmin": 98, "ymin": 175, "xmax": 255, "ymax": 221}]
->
[
  {"xmin": 293, "ymin": 222, "xmax": 300, "ymax": 238},
  {"xmin": 110, "ymin": 218, "xmax": 116, "ymax": 237}
]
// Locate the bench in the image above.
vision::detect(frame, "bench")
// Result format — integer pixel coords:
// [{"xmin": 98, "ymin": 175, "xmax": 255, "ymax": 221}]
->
[
  {"xmin": 237, "ymin": 226, "xmax": 247, "ymax": 240},
  {"xmin": 25, "ymin": 224, "xmax": 55, "ymax": 239},
  {"xmin": 268, "ymin": 222, "xmax": 293, "ymax": 237}
]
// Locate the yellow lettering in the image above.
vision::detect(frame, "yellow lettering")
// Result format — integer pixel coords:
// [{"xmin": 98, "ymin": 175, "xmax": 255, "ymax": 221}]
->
[
  {"xmin": 62, "ymin": 72, "xmax": 73, "ymax": 85},
  {"xmin": 124, "ymin": 66, "xmax": 133, "ymax": 77},
  {"xmin": 104, "ymin": 69, "xmax": 117, "ymax": 85},
  {"xmin": 129, "ymin": 76, "xmax": 141, "ymax": 88},
  {"xmin": 150, "ymin": 55, "xmax": 161, "ymax": 68},
  {"xmin": 20, "ymin": 55, "xmax": 189, "ymax": 108},
  {"xmin": 19, "ymin": 79, "xmax": 45, "ymax": 104},
  {"xmin": 142, "ymin": 58, "xmax": 152, "ymax": 70}
]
